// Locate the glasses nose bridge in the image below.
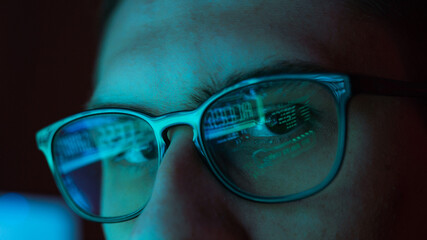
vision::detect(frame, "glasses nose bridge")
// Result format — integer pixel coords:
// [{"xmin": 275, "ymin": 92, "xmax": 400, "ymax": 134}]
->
[
  {"xmin": 153, "ymin": 110, "xmax": 207, "ymax": 162},
  {"xmin": 153, "ymin": 109, "xmax": 202, "ymax": 147}
]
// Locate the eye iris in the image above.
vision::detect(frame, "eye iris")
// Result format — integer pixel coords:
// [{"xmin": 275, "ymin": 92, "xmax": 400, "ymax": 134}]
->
[{"xmin": 265, "ymin": 104, "xmax": 310, "ymax": 134}]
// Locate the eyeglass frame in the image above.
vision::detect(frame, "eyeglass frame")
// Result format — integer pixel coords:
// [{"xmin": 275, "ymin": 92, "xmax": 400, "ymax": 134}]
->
[{"xmin": 36, "ymin": 73, "xmax": 426, "ymax": 223}]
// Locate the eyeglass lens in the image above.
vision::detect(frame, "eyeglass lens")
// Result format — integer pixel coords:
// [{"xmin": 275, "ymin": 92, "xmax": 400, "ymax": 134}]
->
[
  {"xmin": 53, "ymin": 114, "xmax": 158, "ymax": 218},
  {"xmin": 51, "ymin": 79, "xmax": 339, "ymax": 218},
  {"xmin": 202, "ymin": 80, "xmax": 339, "ymax": 197}
]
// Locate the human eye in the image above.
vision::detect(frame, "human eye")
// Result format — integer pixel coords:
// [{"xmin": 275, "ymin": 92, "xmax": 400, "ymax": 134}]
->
[
  {"xmin": 112, "ymin": 139, "xmax": 157, "ymax": 168},
  {"xmin": 203, "ymin": 95, "xmax": 320, "ymax": 146},
  {"xmin": 246, "ymin": 101, "xmax": 319, "ymax": 139}
]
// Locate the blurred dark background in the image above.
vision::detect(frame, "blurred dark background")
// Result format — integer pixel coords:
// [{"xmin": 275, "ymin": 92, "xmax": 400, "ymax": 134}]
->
[{"xmin": 1, "ymin": 0, "xmax": 104, "ymax": 239}]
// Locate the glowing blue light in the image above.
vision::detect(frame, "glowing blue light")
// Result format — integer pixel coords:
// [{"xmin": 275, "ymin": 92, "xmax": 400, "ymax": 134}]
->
[
  {"xmin": 0, "ymin": 192, "xmax": 81, "ymax": 240},
  {"xmin": 0, "ymin": 193, "xmax": 30, "ymax": 227}
]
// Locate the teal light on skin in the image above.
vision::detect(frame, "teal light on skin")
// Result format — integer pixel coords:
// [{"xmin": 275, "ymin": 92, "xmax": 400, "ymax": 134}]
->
[{"xmin": 75, "ymin": 0, "xmax": 425, "ymax": 239}]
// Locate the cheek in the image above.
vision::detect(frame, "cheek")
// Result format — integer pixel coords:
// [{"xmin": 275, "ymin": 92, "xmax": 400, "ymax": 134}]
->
[
  {"xmin": 103, "ymin": 218, "xmax": 138, "ymax": 240},
  {"xmin": 318, "ymin": 94, "xmax": 406, "ymax": 237}
]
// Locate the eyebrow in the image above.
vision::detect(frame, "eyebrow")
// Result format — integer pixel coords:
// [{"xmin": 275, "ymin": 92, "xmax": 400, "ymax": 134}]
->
[
  {"xmin": 87, "ymin": 60, "xmax": 329, "ymax": 115},
  {"xmin": 190, "ymin": 60, "xmax": 329, "ymax": 105}
]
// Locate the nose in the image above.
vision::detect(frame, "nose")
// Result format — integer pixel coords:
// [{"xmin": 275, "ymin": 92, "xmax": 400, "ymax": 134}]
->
[{"xmin": 130, "ymin": 126, "xmax": 249, "ymax": 240}]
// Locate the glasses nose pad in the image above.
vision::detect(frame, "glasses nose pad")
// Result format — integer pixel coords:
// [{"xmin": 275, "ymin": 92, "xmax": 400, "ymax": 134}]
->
[{"xmin": 191, "ymin": 128, "xmax": 211, "ymax": 165}]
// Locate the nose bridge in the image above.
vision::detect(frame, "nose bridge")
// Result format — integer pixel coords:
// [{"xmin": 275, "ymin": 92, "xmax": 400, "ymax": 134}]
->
[{"xmin": 129, "ymin": 116, "xmax": 250, "ymax": 240}]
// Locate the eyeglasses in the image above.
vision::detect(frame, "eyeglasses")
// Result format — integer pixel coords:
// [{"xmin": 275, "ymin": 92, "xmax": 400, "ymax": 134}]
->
[{"xmin": 36, "ymin": 73, "xmax": 426, "ymax": 223}]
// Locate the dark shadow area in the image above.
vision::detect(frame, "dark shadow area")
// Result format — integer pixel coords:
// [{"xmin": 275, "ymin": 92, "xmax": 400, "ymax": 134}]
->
[{"xmin": 1, "ymin": 1, "xmax": 104, "ymax": 239}]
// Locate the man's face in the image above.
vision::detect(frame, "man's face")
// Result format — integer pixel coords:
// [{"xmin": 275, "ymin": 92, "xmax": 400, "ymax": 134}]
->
[{"xmin": 90, "ymin": 0, "xmax": 425, "ymax": 239}]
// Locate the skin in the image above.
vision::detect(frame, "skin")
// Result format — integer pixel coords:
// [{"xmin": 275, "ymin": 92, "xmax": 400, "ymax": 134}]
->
[{"xmin": 89, "ymin": 0, "xmax": 427, "ymax": 239}]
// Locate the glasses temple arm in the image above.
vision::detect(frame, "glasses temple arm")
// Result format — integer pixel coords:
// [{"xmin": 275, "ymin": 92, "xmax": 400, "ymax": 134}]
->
[{"xmin": 349, "ymin": 74, "xmax": 427, "ymax": 98}]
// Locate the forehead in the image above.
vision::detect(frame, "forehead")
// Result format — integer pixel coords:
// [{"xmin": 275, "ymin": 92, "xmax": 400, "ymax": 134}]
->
[{"xmin": 90, "ymin": 0, "xmax": 358, "ymax": 115}]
